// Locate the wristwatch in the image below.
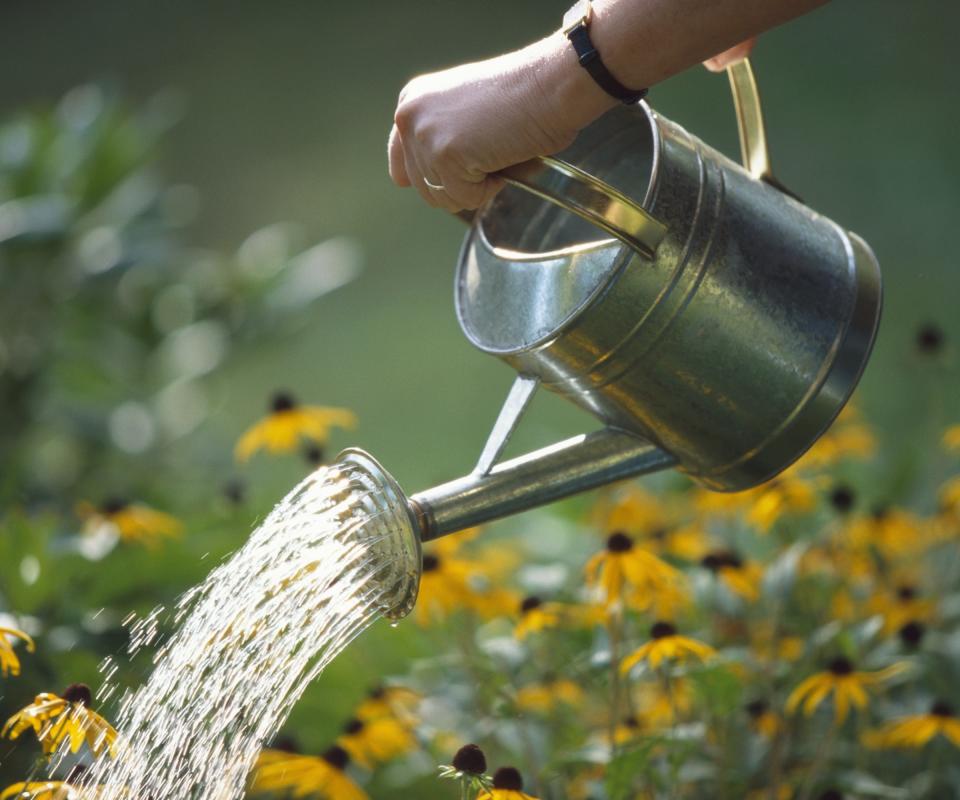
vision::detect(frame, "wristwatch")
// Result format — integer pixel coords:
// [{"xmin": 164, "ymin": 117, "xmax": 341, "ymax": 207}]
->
[{"xmin": 562, "ymin": 0, "xmax": 648, "ymax": 104}]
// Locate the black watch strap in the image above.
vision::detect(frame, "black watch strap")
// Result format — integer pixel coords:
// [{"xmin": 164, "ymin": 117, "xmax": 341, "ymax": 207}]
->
[{"xmin": 566, "ymin": 22, "xmax": 647, "ymax": 105}]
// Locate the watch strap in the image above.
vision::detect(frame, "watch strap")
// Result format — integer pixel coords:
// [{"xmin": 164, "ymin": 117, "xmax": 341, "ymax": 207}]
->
[{"xmin": 567, "ymin": 23, "xmax": 647, "ymax": 105}]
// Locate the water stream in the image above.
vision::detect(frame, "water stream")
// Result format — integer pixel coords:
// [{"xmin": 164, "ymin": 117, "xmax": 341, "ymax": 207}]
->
[{"xmin": 85, "ymin": 461, "xmax": 416, "ymax": 799}]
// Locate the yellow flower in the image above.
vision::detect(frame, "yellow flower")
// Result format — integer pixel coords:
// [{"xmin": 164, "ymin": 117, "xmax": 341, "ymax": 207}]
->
[
  {"xmin": 337, "ymin": 716, "xmax": 415, "ymax": 769},
  {"xmin": 234, "ymin": 391, "xmax": 357, "ymax": 462},
  {"xmin": 0, "ymin": 626, "xmax": 35, "ymax": 678},
  {"xmin": 478, "ymin": 767, "xmax": 539, "ymax": 800},
  {"xmin": 799, "ymin": 404, "xmax": 876, "ymax": 468},
  {"xmin": 700, "ymin": 550, "xmax": 763, "ymax": 602},
  {"xmin": 745, "ymin": 475, "xmax": 817, "ymax": 533},
  {"xmin": 621, "ymin": 622, "xmax": 716, "ymax": 673},
  {"xmin": 865, "ymin": 584, "xmax": 936, "ymax": 634},
  {"xmin": 634, "ymin": 677, "xmax": 693, "ymax": 727},
  {"xmin": 77, "ymin": 498, "xmax": 182, "ymax": 547},
  {"xmin": 515, "ymin": 679, "xmax": 584, "ymax": 713},
  {"xmin": 646, "ymin": 522, "xmax": 710, "ymax": 562},
  {"xmin": 585, "ymin": 532, "xmax": 682, "ymax": 609},
  {"xmin": 2, "ymin": 684, "xmax": 117, "ymax": 758},
  {"xmin": 251, "ymin": 746, "xmax": 367, "ymax": 800},
  {"xmin": 1, "ymin": 783, "xmax": 77, "ymax": 800},
  {"xmin": 745, "ymin": 699, "xmax": 782, "ymax": 738},
  {"xmin": 939, "ymin": 476, "xmax": 960, "ymax": 518},
  {"xmin": 414, "ymin": 530, "xmax": 517, "ymax": 624},
  {"xmin": 513, "ymin": 596, "xmax": 564, "ymax": 639},
  {"xmin": 785, "ymin": 658, "xmax": 907, "ymax": 724},
  {"xmin": 863, "ymin": 700, "xmax": 960, "ymax": 749},
  {"xmin": 355, "ymin": 685, "xmax": 419, "ymax": 724},
  {"xmin": 942, "ymin": 424, "xmax": 960, "ymax": 453},
  {"xmin": 844, "ymin": 507, "xmax": 927, "ymax": 558}
]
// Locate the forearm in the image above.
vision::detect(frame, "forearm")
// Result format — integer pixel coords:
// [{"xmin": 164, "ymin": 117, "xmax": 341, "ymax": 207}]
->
[{"xmin": 529, "ymin": 0, "xmax": 830, "ymax": 133}]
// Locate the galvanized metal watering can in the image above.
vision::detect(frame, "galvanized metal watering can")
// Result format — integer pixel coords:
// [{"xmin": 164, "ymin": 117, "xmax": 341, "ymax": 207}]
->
[{"xmin": 344, "ymin": 60, "xmax": 882, "ymax": 620}]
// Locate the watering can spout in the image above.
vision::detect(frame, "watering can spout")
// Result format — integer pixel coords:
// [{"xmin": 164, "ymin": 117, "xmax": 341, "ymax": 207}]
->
[{"xmin": 409, "ymin": 428, "xmax": 677, "ymax": 542}]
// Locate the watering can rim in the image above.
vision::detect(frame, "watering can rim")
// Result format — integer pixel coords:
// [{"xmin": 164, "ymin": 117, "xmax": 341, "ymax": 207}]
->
[{"xmin": 455, "ymin": 101, "xmax": 664, "ymax": 358}]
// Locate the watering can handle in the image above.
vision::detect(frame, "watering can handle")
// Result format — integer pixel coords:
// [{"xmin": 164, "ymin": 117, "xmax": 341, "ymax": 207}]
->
[{"xmin": 494, "ymin": 57, "xmax": 794, "ymax": 252}]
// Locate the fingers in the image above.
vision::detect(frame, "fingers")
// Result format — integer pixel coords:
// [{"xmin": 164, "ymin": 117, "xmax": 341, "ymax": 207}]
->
[
  {"xmin": 387, "ymin": 125, "xmax": 410, "ymax": 187},
  {"xmin": 703, "ymin": 38, "xmax": 758, "ymax": 72}
]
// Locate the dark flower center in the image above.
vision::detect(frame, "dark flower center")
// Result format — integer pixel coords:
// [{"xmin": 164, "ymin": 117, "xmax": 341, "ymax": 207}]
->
[
  {"xmin": 650, "ymin": 621, "xmax": 677, "ymax": 639},
  {"xmin": 367, "ymin": 685, "xmax": 385, "ymax": 700},
  {"xmin": 701, "ymin": 550, "xmax": 742, "ymax": 571},
  {"xmin": 623, "ymin": 715, "xmax": 640, "ymax": 729},
  {"xmin": 931, "ymin": 700, "xmax": 955, "ymax": 717},
  {"xmin": 492, "ymin": 766, "xmax": 524, "ymax": 791},
  {"xmin": 342, "ymin": 718, "xmax": 364, "ymax": 735},
  {"xmin": 829, "ymin": 486, "xmax": 855, "ymax": 513},
  {"xmin": 896, "ymin": 585, "xmax": 917, "ymax": 602},
  {"xmin": 304, "ymin": 445, "xmax": 325, "ymax": 465},
  {"xmin": 606, "ymin": 531, "xmax": 633, "ymax": 553},
  {"xmin": 870, "ymin": 505, "xmax": 889, "ymax": 521},
  {"xmin": 100, "ymin": 497, "xmax": 129, "ymax": 515},
  {"xmin": 422, "ymin": 554, "xmax": 440, "ymax": 572},
  {"xmin": 916, "ymin": 323, "xmax": 944, "ymax": 354},
  {"xmin": 827, "ymin": 657, "xmax": 854, "ymax": 676},
  {"xmin": 451, "ymin": 743, "xmax": 487, "ymax": 775},
  {"xmin": 322, "ymin": 745, "xmax": 350, "ymax": 771},
  {"xmin": 745, "ymin": 699, "xmax": 768, "ymax": 718},
  {"xmin": 222, "ymin": 479, "xmax": 245, "ymax": 505},
  {"xmin": 817, "ymin": 790, "xmax": 844, "ymax": 800},
  {"xmin": 62, "ymin": 683, "xmax": 92, "ymax": 706},
  {"xmin": 520, "ymin": 596, "xmax": 542, "ymax": 614},
  {"xmin": 899, "ymin": 620, "xmax": 926, "ymax": 647},
  {"xmin": 271, "ymin": 391, "xmax": 297, "ymax": 413},
  {"xmin": 272, "ymin": 736, "xmax": 300, "ymax": 753}
]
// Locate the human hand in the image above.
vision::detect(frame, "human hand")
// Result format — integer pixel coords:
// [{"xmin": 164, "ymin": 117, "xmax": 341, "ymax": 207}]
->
[{"xmin": 388, "ymin": 35, "xmax": 614, "ymax": 213}]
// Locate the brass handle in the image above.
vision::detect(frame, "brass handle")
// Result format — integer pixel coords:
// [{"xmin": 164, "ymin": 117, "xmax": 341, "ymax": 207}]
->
[
  {"xmin": 498, "ymin": 156, "xmax": 668, "ymax": 260},
  {"xmin": 726, "ymin": 58, "xmax": 798, "ymax": 199}
]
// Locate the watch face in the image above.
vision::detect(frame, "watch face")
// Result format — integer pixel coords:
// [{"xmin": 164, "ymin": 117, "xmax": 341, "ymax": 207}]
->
[{"xmin": 562, "ymin": 0, "xmax": 593, "ymax": 35}]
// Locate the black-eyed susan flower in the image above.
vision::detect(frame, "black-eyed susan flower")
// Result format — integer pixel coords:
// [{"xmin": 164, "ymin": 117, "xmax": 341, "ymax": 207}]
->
[
  {"xmin": 863, "ymin": 700, "xmax": 960, "ymax": 749},
  {"xmin": 478, "ymin": 766, "xmax": 539, "ymax": 800},
  {"xmin": 585, "ymin": 532, "xmax": 682, "ymax": 609},
  {"xmin": 336, "ymin": 716, "xmax": 415, "ymax": 769},
  {"xmin": 355, "ymin": 685, "xmax": 419, "ymax": 724},
  {"xmin": 745, "ymin": 699, "xmax": 781, "ymax": 738},
  {"xmin": 513, "ymin": 596, "xmax": 564, "ymax": 640},
  {"xmin": 785, "ymin": 657, "xmax": 907, "ymax": 724},
  {"xmin": 77, "ymin": 498, "xmax": 182, "ymax": 547},
  {"xmin": 844, "ymin": 506, "xmax": 927, "ymax": 558},
  {"xmin": 234, "ymin": 391, "xmax": 357, "ymax": 462},
  {"xmin": 745, "ymin": 474, "xmax": 818, "ymax": 533},
  {"xmin": 415, "ymin": 530, "xmax": 518, "ymax": 624},
  {"xmin": 700, "ymin": 550, "xmax": 763, "ymax": 602},
  {"xmin": 621, "ymin": 622, "xmax": 715, "ymax": 673},
  {"xmin": 0, "ymin": 626, "xmax": 34, "ymax": 677},
  {"xmin": 515, "ymin": 678, "xmax": 584, "ymax": 713},
  {"xmin": 438, "ymin": 743, "xmax": 492, "ymax": 794},
  {"xmin": 866, "ymin": 583, "xmax": 936, "ymax": 635},
  {"xmin": 252, "ymin": 745, "xmax": 366, "ymax": 800},
  {"xmin": 898, "ymin": 620, "xmax": 927, "ymax": 650},
  {"xmin": 2, "ymin": 684, "xmax": 117, "ymax": 758}
]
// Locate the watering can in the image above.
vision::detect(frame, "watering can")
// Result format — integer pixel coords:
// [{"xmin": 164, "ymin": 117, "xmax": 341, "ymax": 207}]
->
[{"xmin": 344, "ymin": 59, "xmax": 882, "ymax": 620}]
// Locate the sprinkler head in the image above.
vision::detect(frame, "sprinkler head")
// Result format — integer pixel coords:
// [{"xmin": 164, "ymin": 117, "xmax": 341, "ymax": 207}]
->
[{"xmin": 334, "ymin": 449, "xmax": 422, "ymax": 621}]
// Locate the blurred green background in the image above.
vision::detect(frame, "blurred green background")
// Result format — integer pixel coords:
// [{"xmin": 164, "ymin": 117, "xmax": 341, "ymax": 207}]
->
[{"xmin": 0, "ymin": 0, "xmax": 957, "ymax": 793}]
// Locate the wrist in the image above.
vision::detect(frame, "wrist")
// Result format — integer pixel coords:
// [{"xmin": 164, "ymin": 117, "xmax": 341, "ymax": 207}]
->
[{"xmin": 522, "ymin": 31, "xmax": 617, "ymax": 149}]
